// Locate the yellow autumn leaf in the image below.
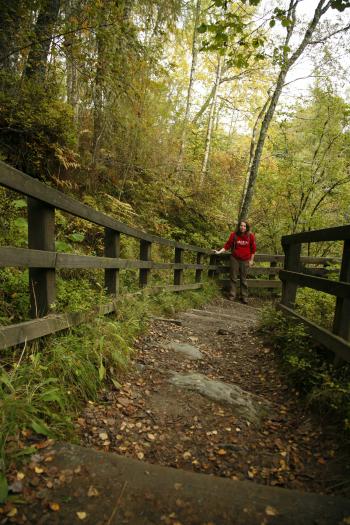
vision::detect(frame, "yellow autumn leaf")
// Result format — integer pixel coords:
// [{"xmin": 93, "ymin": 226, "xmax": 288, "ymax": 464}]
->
[
  {"xmin": 77, "ymin": 511, "xmax": 88, "ymax": 520},
  {"xmin": 265, "ymin": 505, "xmax": 279, "ymax": 516}
]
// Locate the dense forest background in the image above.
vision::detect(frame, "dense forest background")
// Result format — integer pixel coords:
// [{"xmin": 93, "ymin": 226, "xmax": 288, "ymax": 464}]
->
[{"xmin": 1, "ymin": 0, "xmax": 350, "ymax": 254}]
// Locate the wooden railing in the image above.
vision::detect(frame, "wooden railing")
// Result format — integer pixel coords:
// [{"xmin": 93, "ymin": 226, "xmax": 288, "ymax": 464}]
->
[
  {"xmin": 0, "ymin": 161, "xmax": 216, "ymax": 350},
  {"xmin": 280, "ymin": 226, "xmax": 350, "ymax": 362},
  {"xmin": 215, "ymin": 253, "xmax": 338, "ymax": 291}
]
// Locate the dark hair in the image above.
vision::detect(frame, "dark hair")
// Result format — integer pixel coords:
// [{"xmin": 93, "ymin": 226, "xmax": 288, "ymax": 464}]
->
[{"xmin": 235, "ymin": 220, "xmax": 250, "ymax": 234}]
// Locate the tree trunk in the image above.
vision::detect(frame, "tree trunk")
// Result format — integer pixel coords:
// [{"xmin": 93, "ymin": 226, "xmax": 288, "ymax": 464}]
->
[
  {"xmin": 23, "ymin": 0, "xmax": 61, "ymax": 80},
  {"xmin": 176, "ymin": 0, "xmax": 201, "ymax": 172},
  {"xmin": 92, "ymin": 4, "xmax": 108, "ymax": 169},
  {"xmin": 0, "ymin": 0, "xmax": 28, "ymax": 72},
  {"xmin": 64, "ymin": 0, "xmax": 79, "ymax": 121},
  {"xmin": 239, "ymin": 0, "xmax": 330, "ymax": 221},
  {"xmin": 199, "ymin": 53, "xmax": 223, "ymax": 187}
]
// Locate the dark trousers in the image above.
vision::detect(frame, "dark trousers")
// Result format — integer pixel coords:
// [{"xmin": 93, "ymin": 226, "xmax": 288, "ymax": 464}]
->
[{"xmin": 229, "ymin": 256, "xmax": 248, "ymax": 299}]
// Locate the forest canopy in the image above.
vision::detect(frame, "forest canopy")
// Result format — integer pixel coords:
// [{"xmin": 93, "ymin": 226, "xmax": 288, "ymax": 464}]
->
[{"xmin": 1, "ymin": 0, "xmax": 350, "ymax": 254}]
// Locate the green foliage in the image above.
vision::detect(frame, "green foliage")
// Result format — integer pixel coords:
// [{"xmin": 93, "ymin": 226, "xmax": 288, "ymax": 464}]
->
[
  {"xmin": 0, "ymin": 73, "xmax": 78, "ymax": 178},
  {"xmin": 0, "ymin": 269, "xmax": 30, "ymax": 325},
  {"xmin": 259, "ymin": 306, "xmax": 350, "ymax": 430},
  {"xmin": 296, "ymin": 288, "xmax": 336, "ymax": 330}
]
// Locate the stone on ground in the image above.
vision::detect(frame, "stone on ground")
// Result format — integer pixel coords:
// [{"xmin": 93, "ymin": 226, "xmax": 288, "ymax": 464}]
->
[
  {"xmin": 169, "ymin": 372, "xmax": 269, "ymax": 424},
  {"xmin": 166, "ymin": 341, "xmax": 203, "ymax": 360}
]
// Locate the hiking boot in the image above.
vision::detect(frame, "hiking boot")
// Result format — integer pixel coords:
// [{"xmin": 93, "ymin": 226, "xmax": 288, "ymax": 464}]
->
[{"xmin": 241, "ymin": 297, "xmax": 248, "ymax": 304}]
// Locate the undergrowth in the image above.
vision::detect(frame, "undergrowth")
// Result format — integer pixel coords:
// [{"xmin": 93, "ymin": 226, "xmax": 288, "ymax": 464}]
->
[
  {"xmin": 0, "ymin": 279, "xmax": 218, "ymax": 501},
  {"xmin": 259, "ymin": 303, "xmax": 350, "ymax": 434}
]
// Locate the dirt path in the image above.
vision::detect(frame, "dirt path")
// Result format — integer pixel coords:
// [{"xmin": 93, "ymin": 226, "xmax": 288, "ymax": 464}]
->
[
  {"xmin": 3, "ymin": 298, "xmax": 350, "ymax": 524},
  {"xmin": 76, "ymin": 298, "xmax": 349, "ymax": 496}
]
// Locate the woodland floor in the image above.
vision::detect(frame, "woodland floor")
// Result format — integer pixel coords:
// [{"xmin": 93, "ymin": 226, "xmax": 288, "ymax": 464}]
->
[
  {"xmin": 2, "ymin": 297, "xmax": 350, "ymax": 524},
  {"xmin": 76, "ymin": 297, "xmax": 349, "ymax": 496}
]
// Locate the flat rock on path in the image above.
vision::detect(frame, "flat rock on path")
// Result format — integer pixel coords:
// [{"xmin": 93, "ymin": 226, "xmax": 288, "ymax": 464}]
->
[
  {"xmin": 169, "ymin": 372, "xmax": 270, "ymax": 424},
  {"xmin": 166, "ymin": 341, "xmax": 203, "ymax": 360}
]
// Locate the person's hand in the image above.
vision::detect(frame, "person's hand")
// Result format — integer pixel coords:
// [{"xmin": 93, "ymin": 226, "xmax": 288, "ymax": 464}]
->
[{"xmin": 249, "ymin": 259, "xmax": 254, "ymax": 267}]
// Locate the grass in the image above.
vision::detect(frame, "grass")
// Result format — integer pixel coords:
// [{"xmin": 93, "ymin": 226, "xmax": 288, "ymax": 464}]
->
[{"xmin": 0, "ymin": 277, "xmax": 219, "ymax": 502}]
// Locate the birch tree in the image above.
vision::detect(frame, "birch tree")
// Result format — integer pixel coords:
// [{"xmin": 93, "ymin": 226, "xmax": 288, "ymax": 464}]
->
[
  {"xmin": 176, "ymin": 0, "xmax": 201, "ymax": 172},
  {"xmin": 199, "ymin": 53, "xmax": 223, "ymax": 186},
  {"xmin": 239, "ymin": 0, "xmax": 350, "ymax": 220}
]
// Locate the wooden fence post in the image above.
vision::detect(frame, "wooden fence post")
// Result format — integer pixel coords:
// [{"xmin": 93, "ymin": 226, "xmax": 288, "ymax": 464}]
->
[
  {"xmin": 281, "ymin": 242, "xmax": 301, "ymax": 309},
  {"xmin": 208, "ymin": 254, "xmax": 216, "ymax": 278},
  {"xmin": 174, "ymin": 247, "xmax": 184, "ymax": 286},
  {"xmin": 195, "ymin": 252, "xmax": 203, "ymax": 283},
  {"xmin": 333, "ymin": 239, "xmax": 350, "ymax": 342},
  {"xmin": 28, "ymin": 197, "xmax": 55, "ymax": 317},
  {"xmin": 139, "ymin": 240, "xmax": 152, "ymax": 288},
  {"xmin": 269, "ymin": 260, "xmax": 277, "ymax": 294},
  {"xmin": 104, "ymin": 228, "xmax": 120, "ymax": 296}
]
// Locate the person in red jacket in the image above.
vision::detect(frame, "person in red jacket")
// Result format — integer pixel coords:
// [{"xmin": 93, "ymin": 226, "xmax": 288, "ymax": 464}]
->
[{"xmin": 215, "ymin": 221, "xmax": 256, "ymax": 304}]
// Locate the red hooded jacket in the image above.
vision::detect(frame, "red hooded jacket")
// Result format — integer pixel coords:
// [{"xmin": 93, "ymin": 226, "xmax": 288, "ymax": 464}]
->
[{"xmin": 224, "ymin": 231, "xmax": 256, "ymax": 261}]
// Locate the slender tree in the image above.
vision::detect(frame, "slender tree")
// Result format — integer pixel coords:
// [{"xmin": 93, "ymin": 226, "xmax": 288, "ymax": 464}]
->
[
  {"xmin": 200, "ymin": 53, "xmax": 223, "ymax": 185},
  {"xmin": 176, "ymin": 0, "xmax": 202, "ymax": 173},
  {"xmin": 239, "ymin": 0, "xmax": 350, "ymax": 220}
]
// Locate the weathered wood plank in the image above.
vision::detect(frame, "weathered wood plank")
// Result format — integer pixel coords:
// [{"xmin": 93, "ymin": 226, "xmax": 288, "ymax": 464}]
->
[
  {"xmin": 0, "ymin": 248, "xmax": 209, "ymax": 271},
  {"xmin": 216, "ymin": 266, "xmax": 281, "ymax": 275},
  {"xmin": 104, "ymin": 228, "xmax": 120, "ymax": 296},
  {"xmin": 219, "ymin": 279, "xmax": 282, "ymax": 289},
  {"xmin": 280, "ymin": 242, "xmax": 301, "ymax": 308},
  {"xmin": 174, "ymin": 248, "xmax": 184, "ymax": 286},
  {"xmin": 139, "ymin": 240, "xmax": 152, "ymax": 288},
  {"xmin": 0, "ymin": 161, "xmax": 210, "ymax": 253},
  {"xmin": 333, "ymin": 239, "xmax": 350, "ymax": 341},
  {"xmin": 27, "ymin": 198, "xmax": 56, "ymax": 317},
  {"xmin": 279, "ymin": 270, "xmax": 350, "ymax": 298},
  {"xmin": 282, "ymin": 225, "xmax": 350, "ymax": 245},
  {"xmin": 278, "ymin": 304, "xmax": 350, "ymax": 363},
  {"xmin": 195, "ymin": 252, "xmax": 203, "ymax": 283},
  {"xmin": 219, "ymin": 253, "xmax": 339, "ymax": 265}
]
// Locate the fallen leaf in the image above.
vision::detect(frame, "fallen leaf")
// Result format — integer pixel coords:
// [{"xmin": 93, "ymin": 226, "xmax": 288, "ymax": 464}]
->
[
  {"xmin": 34, "ymin": 466, "xmax": 44, "ymax": 474},
  {"xmin": 87, "ymin": 486, "xmax": 99, "ymax": 497},
  {"xmin": 265, "ymin": 506, "xmax": 279, "ymax": 516},
  {"xmin": 174, "ymin": 483, "xmax": 182, "ymax": 490},
  {"xmin": 7, "ymin": 508, "xmax": 18, "ymax": 517},
  {"xmin": 16, "ymin": 472, "xmax": 25, "ymax": 480},
  {"xmin": 99, "ymin": 432, "xmax": 108, "ymax": 441},
  {"xmin": 77, "ymin": 511, "xmax": 88, "ymax": 520},
  {"xmin": 183, "ymin": 451, "xmax": 191, "ymax": 460},
  {"xmin": 217, "ymin": 449, "xmax": 227, "ymax": 456},
  {"xmin": 49, "ymin": 502, "xmax": 60, "ymax": 512}
]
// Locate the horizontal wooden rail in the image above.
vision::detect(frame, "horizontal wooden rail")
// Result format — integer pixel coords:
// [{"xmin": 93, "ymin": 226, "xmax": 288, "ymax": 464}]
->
[
  {"xmin": 0, "ymin": 247, "xmax": 211, "ymax": 271},
  {"xmin": 279, "ymin": 270, "xmax": 350, "ymax": 298},
  {"xmin": 219, "ymin": 279, "xmax": 281, "ymax": 289},
  {"xmin": 279, "ymin": 304, "xmax": 350, "ymax": 363},
  {"xmin": 282, "ymin": 225, "xmax": 350, "ymax": 244}
]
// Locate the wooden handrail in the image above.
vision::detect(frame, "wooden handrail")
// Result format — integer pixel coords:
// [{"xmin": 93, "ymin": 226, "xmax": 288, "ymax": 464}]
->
[{"xmin": 280, "ymin": 225, "xmax": 350, "ymax": 362}]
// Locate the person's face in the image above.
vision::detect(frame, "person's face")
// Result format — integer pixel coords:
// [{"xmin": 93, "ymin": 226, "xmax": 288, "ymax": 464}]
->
[{"xmin": 239, "ymin": 222, "xmax": 247, "ymax": 233}]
